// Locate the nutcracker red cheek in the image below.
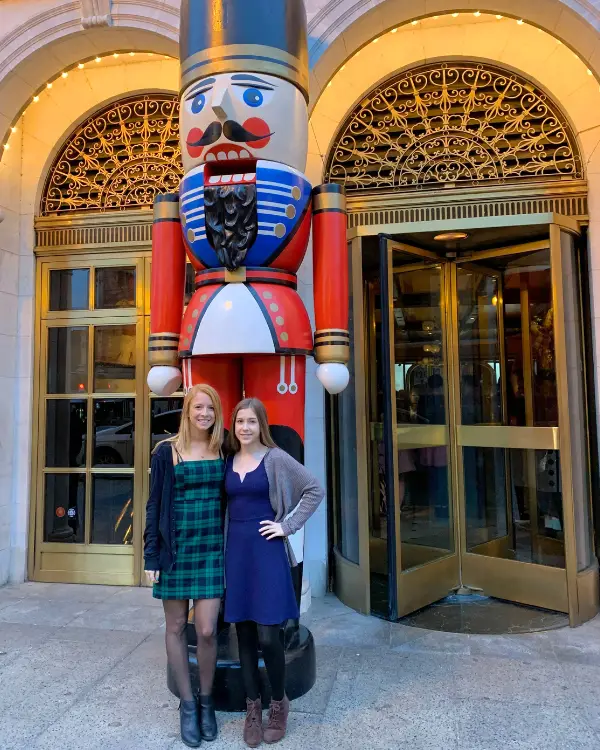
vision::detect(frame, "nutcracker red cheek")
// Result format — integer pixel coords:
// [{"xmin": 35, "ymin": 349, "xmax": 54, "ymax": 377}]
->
[
  {"xmin": 242, "ymin": 118, "xmax": 271, "ymax": 149},
  {"xmin": 186, "ymin": 127, "xmax": 205, "ymax": 159}
]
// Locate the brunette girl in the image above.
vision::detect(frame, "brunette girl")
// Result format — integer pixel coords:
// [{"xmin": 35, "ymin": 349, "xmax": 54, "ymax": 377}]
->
[
  {"xmin": 224, "ymin": 398, "xmax": 324, "ymax": 747},
  {"xmin": 144, "ymin": 384, "xmax": 225, "ymax": 748}
]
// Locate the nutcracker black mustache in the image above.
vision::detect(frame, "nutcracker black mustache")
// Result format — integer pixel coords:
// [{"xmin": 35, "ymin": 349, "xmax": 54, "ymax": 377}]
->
[{"xmin": 187, "ymin": 121, "xmax": 273, "ymax": 147}]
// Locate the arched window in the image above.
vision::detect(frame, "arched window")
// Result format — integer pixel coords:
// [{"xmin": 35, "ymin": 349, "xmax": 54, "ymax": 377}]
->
[
  {"xmin": 325, "ymin": 62, "xmax": 583, "ymax": 193},
  {"xmin": 41, "ymin": 94, "xmax": 183, "ymax": 215}
]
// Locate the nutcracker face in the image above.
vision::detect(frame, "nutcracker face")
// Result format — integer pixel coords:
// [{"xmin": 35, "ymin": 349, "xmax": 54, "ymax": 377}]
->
[{"xmin": 180, "ymin": 72, "xmax": 308, "ymax": 174}]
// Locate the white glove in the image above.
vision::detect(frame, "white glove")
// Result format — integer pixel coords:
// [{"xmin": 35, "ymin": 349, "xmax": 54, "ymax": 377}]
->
[
  {"xmin": 147, "ymin": 366, "xmax": 182, "ymax": 396},
  {"xmin": 316, "ymin": 363, "xmax": 350, "ymax": 394}
]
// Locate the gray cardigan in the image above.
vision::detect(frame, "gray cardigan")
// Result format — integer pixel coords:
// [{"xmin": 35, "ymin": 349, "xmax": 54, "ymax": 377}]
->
[{"xmin": 227, "ymin": 447, "xmax": 325, "ymax": 567}]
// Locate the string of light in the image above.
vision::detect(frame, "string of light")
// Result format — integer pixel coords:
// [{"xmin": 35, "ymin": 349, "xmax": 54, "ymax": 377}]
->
[
  {"xmin": 324, "ymin": 12, "xmax": 598, "ymax": 92},
  {"xmin": 2, "ymin": 51, "xmax": 175, "ymax": 153}
]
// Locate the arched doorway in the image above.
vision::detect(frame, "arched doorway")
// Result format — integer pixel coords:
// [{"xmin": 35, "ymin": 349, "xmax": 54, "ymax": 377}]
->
[
  {"xmin": 326, "ymin": 61, "xmax": 598, "ymax": 626},
  {"xmin": 32, "ymin": 93, "xmax": 190, "ymax": 585}
]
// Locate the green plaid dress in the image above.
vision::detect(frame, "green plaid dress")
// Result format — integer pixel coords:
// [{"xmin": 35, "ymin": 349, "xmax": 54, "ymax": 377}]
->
[{"xmin": 153, "ymin": 458, "xmax": 225, "ymax": 601}]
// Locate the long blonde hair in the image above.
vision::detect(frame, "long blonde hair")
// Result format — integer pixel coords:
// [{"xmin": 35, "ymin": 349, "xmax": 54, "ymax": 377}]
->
[
  {"xmin": 227, "ymin": 397, "xmax": 277, "ymax": 453},
  {"xmin": 155, "ymin": 384, "xmax": 224, "ymax": 455}
]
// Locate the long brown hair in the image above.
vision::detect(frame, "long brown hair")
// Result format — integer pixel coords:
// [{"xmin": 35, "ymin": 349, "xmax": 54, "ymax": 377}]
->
[
  {"xmin": 154, "ymin": 384, "xmax": 224, "ymax": 455},
  {"xmin": 228, "ymin": 397, "xmax": 277, "ymax": 453}
]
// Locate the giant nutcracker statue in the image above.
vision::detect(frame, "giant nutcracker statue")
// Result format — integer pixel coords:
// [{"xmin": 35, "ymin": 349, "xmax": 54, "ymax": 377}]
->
[
  {"xmin": 148, "ymin": 0, "xmax": 349, "ymax": 596},
  {"xmin": 149, "ymin": 3, "xmax": 349, "ymax": 456}
]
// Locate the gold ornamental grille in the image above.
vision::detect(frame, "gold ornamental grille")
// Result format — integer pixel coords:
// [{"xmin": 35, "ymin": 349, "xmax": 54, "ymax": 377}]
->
[
  {"xmin": 325, "ymin": 63, "xmax": 583, "ymax": 194},
  {"xmin": 41, "ymin": 94, "xmax": 183, "ymax": 215}
]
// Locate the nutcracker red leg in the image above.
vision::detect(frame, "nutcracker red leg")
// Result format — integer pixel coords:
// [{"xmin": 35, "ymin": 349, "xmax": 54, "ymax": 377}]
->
[
  {"xmin": 243, "ymin": 354, "xmax": 306, "ymax": 462},
  {"xmin": 182, "ymin": 356, "xmax": 243, "ymax": 425}
]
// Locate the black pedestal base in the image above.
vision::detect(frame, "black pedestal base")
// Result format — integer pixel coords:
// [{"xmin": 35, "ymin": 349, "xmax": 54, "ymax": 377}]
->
[{"xmin": 167, "ymin": 622, "xmax": 316, "ymax": 712}]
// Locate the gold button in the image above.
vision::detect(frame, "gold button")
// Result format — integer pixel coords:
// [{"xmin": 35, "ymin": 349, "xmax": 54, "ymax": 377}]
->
[
  {"xmin": 200, "ymin": 294, "xmax": 207, "ymax": 302},
  {"xmin": 292, "ymin": 186, "xmax": 301, "ymax": 200},
  {"xmin": 281, "ymin": 332, "xmax": 289, "ymax": 342},
  {"xmin": 187, "ymin": 324, "xmax": 193, "ymax": 334},
  {"xmin": 187, "ymin": 228, "xmax": 195, "ymax": 243},
  {"xmin": 276, "ymin": 316, "xmax": 284, "ymax": 325},
  {"xmin": 270, "ymin": 303, "xmax": 279, "ymax": 312},
  {"xmin": 263, "ymin": 291, "xmax": 273, "ymax": 299},
  {"xmin": 286, "ymin": 205, "xmax": 296, "ymax": 219},
  {"xmin": 181, "ymin": 214, "xmax": 187, "ymax": 226},
  {"xmin": 192, "ymin": 309, "xmax": 199, "ymax": 319},
  {"xmin": 275, "ymin": 223, "xmax": 286, "ymax": 238},
  {"xmin": 184, "ymin": 338, "xmax": 190, "ymax": 346}
]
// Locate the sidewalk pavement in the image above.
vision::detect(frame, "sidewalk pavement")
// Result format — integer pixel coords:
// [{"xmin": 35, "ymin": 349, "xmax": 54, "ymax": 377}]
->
[{"xmin": 0, "ymin": 582, "xmax": 600, "ymax": 750}]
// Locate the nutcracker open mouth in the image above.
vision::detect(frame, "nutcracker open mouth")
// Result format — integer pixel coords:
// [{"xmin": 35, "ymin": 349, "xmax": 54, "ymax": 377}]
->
[{"xmin": 203, "ymin": 144, "xmax": 257, "ymax": 186}]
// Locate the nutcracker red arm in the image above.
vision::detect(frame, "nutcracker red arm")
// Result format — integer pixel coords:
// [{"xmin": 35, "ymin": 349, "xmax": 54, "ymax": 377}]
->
[
  {"xmin": 149, "ymin": 194, "xmax": 186, "ymax": 372},
  {"xmin": 312, "ymin": 184, "xmax": 350, "ymax": 388}
]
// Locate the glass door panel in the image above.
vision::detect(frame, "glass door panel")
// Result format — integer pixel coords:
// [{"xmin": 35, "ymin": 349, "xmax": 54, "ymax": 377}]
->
[
  {"xmin": 378, "ymin": 238, "xmax": 459, "ymax": 619},
  {"xmin": 35, "ymin": 256, "xmax": 147, "ymax": 586}
]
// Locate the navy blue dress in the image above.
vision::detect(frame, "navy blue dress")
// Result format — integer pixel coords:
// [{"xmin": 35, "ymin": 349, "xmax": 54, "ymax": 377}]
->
[{"xmin": 224, "ymin": 456, "xmax": 299, "ymax": 625}]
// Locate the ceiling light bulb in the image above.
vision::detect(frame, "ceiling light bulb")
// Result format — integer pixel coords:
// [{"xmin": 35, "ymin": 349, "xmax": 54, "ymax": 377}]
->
[
  {"xmin": 46, "ymin": 82, "xmax": 52, "ymax": 88},
  {"xmin": 62, "ymin": 72, "xmax": 68, "ymax": 78},
  {"xmin": 391, "ymin": 28, "xmax": 398, "ymax": 33},
  {"xmin": 372, "ymin": 37, "xmax": 379, "ymax": 43},
  {"xmin": 113, "ymin": 52, "xmax": 119, "ymax": 58},
  {"xmin": 78, "ymin": 63, "xmax": 84, "ymax": 69},
  {"xmin": 95, "ymin": 57, "xmax": 101, "ymax": 63},
  {"xmin": 11, "ymin": 126, "xmax": 16, "ymax": 133},
  {"xmin": 3, "ymin": 143, "xmax": 9, "ymax": 150},
  {"xmin": 496, "ymin": 14, "xmax": 502, "ymax": 19},
  {"xmin": 33, "ymin": 95, "xmax": 39, "ymax": 102},
  {"xmin": 452, "ymin": 13, "xmax": 459, "ymax": 17},
  {"xmin": 129, "ymin": 52, "xmax": 135, "ymax": 56},
  {"xmin": 411, "ymin": 20, "xmax": 418, "ymax": 25},
  {"xmin": 474, "ymin": 11, "xmax": 481, "ymax": 16},
  {"xmin": 517, "ymin": 19, "xmax": 524, "ymax": 25},
  {"xmin": 588, "ymin": 69, "xmax": 593, "ymax": 75}
]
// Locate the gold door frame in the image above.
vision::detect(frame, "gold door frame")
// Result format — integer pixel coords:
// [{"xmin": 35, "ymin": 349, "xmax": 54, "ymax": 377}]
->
[
  {"xmin": 30, "ymin": 251, "xmax": 152, "ymax": 585},
  {"xmin": 336, "ymin": 213, "xmax": 598, "ymax": 626}
]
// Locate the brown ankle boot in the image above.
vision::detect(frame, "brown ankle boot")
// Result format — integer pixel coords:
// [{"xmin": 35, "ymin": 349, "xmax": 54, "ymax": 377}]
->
[
  {"xmin": 263, "ymin": 696, "xmax": 290, "ymax": 744},
  {"xmin": 244, "ymin": 696, "xmax": 263, "ymax": 748}
]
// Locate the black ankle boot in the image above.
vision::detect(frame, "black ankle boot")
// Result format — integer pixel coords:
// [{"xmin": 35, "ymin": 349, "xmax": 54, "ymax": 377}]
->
[
  {"xmin": 179, "ymin": 699, "xmax": 202, "ymax": 748},
  {"xmin": 198, "ymin": 694, "xmax": 218, "ymax": 741}
]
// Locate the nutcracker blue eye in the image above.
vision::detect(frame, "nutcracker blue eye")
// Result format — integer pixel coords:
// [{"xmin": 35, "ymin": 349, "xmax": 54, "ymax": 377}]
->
[
  {"xmin": 243, "ymin": 87, "xmax": 264, "ymax": 108},
  {"xmin": 191, "ymin": 93, "xmax": 206, "ymax": 114}
]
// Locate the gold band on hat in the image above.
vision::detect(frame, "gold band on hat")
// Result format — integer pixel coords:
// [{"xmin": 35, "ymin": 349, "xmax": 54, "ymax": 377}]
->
[
  {"xmin": 153, "ymin": 199, "xmax": 180, "ymax": 222},
  {"xmin": 313, "ymin": 191, "xmax": 347, "ymax": 214},
  {"xmin": 181, "ymin": 43, "xmax": 309, "ymax": 100}
]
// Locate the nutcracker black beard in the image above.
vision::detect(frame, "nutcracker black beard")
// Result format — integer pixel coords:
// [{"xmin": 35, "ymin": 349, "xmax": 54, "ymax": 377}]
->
[{"xmin": 204, "ymin": 184, "xmax": 258, "ymax": 271}]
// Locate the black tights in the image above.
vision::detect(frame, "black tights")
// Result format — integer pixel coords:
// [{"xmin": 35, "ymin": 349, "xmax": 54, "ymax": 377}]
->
[
  {"xmin": 163, "ymin": 599, "xmax": 221, "ymax": 702},
  {"xmin": 236, "ymin": 621, "xmax": 286, "ymax": 702}
]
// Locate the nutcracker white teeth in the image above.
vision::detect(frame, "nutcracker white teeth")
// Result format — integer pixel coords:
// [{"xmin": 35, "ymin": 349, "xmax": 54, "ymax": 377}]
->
[{"xmin": 148, "ymin": 0, "xmax": 351, "ymax": 472}]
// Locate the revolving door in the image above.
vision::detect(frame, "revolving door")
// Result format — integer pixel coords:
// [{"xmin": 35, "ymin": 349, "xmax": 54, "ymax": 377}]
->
[{"xmin": 330, "ymin": 215, "xmax": 599, "ymax": 626}]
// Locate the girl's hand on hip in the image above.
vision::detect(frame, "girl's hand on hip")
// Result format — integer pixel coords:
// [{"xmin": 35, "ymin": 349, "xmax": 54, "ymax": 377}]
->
[
  {"xmin": 145, "ymin": 570, "xmax": 160, "ymax": 584},
  {"xmin": 259, "ymin": 521, "xmax": 285, "ymax": 540}
]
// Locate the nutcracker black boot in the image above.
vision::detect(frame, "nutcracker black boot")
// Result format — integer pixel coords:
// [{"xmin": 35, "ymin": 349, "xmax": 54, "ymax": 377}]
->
[{"xmin": 179, "ymin": 699, "xmax": 202, "ymax": 748}]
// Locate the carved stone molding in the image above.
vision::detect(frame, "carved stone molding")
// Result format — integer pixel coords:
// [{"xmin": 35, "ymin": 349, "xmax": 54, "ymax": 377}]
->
[{"xmin": 81, "ymin": 0, "xmax": 113, "ymax": 28}]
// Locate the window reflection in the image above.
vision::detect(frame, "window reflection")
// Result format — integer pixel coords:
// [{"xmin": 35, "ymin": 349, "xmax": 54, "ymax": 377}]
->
[
  {"xmin": 44, "ymin": 474, "xmax": 85, "ymax": 543},
  {"xmin": 94, "ymin": 325, "xmax": 136, "ymax": 393},
  {"xmin": 95, "ymin": 267, "xmax": 136, "ymax": 309},
  {"xmin": 91, "ymin": 475, "xmax": 134, "ymax": 545},
  {"xmin": 46, "ymin": 400, "xmax": 87, "ymax": 467},
  {"xmin": 93, "ymin": 399, "xmax": 135, "ymax": 467},
  {"xmin": 49, "ymin": 269, "xmax": 89, "ymax": 311},
  {"xmin": 47, "ymin": 327, "xmax": 88, "ymax": 394}
]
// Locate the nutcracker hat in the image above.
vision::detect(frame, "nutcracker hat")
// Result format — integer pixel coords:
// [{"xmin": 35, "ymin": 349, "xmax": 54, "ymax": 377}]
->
[{"xmin": 180, "ymin": 0, "xmax": 309, "ymax": 102}]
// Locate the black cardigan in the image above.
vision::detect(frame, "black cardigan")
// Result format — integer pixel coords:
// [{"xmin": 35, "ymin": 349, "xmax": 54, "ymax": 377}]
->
[{"xmin": 143, "ymin": 442, "xmax": 176, "ymax": 572}]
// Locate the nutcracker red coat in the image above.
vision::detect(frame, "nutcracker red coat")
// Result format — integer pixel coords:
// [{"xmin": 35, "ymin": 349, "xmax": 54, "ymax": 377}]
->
[{"xmin": 148, "ymin": 0, "xmax": 350, "ymax": 490}]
